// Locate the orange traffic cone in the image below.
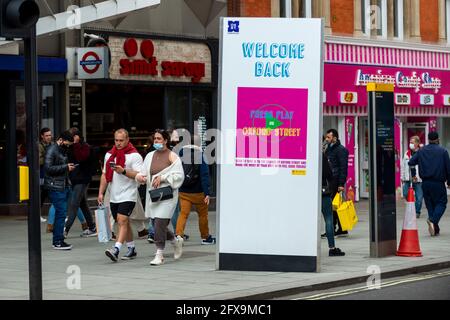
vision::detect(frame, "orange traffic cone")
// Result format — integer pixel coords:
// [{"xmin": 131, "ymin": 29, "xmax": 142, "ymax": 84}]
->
[{"xmin": 397, "ymin": 187, "xmax": 422, "ymax": 257}]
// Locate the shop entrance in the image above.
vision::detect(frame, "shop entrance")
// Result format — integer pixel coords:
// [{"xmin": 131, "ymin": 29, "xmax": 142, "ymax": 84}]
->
[{"xmin": 403, "ymin": 122, "xmax": 429, "ymax": 151}]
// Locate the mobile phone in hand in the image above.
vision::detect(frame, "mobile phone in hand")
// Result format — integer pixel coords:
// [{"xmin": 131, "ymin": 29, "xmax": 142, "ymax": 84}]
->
[{"xmin": 109, "ymin": 161, "xmax": 116, "ymax": 168}]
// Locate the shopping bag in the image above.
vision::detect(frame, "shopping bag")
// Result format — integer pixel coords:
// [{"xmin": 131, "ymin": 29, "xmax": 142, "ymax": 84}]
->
[
  {"xmin": 95, "ymin": 205, "xmax": 112, "ymax": 243},
  {"xmin": 332, "ymin": 192, "xmax": 342, "ymax": 211},
  {"xmin": 336, "ymin": 200, "xmax": 358, "ymax": 231}
]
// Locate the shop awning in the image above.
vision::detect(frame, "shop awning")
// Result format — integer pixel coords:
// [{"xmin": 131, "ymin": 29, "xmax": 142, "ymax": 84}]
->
[
  {"xmin": 323, "ymin": 105, "xmax": 450, "ymax": 117},
  {"xmin": 0, "ymin": 55, "xmax": 67, "ymax": 73}
]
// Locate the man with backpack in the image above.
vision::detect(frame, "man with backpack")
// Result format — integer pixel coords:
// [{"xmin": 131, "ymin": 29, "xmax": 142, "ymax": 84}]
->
[
  {"xmin": 175, "ymin": 135, "xmax": 215, "ymax": 244},
  {"xmin": 64, "ymin": 127, "xmax": 97, "ymax": 237}
]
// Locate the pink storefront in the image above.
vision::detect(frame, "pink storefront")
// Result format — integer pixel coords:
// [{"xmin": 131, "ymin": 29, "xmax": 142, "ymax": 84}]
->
[{"xmin": 323, "ymin": 42, "xmax": 450, "ymax": 201}]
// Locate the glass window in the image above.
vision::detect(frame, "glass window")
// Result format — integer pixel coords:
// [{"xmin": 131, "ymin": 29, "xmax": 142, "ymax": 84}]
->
[
  {"xmin": 166, "ymin": 88, "xmax": 189, "ymax": 131},
  {"xmin": 192, "ymin": 90, "xmax": 212, "ymax": 151},
  {"xmin": 292, "ymin": 0, "xmax": 305, "ymax": 17},
  {"xmin": 394, "ymin": 0, "xmax": 398, "ymax": 38},
  {"xmin": 376, "ymin": 0, "xmax": 383, "ymax": 36},
  {"xmin": 41, "ymin": 85, "xmax": 55, "ymax": 133}
]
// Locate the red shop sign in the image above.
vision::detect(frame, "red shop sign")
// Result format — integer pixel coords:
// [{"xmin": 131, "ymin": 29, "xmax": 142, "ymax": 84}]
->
[{"xmin": 119, "ymin": 38, "xmax": 206, "ymax": 83}]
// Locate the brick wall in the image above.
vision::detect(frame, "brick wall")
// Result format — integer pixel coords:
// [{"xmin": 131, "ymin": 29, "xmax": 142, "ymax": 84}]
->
[
  {"xmin": 330, "ymin": 0, "xmax": 354, "ymax": 35},
  {"xmin": 228, "ymin": 0, "xmax": 271, "ymax": 17},
  {"xmin": 420, "ymin": 0, "xmax": 439, "ymax": 43}
]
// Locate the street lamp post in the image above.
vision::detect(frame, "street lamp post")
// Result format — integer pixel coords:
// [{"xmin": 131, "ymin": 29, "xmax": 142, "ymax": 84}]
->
[{"xmin": 1, "ymin": 0, "xmax": 42, "ymax": 300}]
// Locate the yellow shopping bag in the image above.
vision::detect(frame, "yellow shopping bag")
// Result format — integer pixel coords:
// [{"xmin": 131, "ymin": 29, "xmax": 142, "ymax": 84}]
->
[
  {"xmin": 336, "ymin": 200, "xmax": 358, "ymax": 231},
  {"xmin": 332, "ymin": 192, "xmax": 342, "ymax": 211}
]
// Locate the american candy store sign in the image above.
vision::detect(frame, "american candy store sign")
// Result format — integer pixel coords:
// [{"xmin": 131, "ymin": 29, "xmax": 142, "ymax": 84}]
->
[
  {"xmin": 356, "ymin": 69, "xmax": 441, "ymax": 93},
  {"xmin": 324, "ymin": 64, "xmax": 450, "ymax": 106}
]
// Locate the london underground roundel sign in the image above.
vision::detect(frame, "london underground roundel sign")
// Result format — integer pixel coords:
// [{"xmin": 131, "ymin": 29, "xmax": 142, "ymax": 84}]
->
[
  {"xmin": 76, "ymin": 47, "xmax": 109, "ymax": 79},
  {"xmin": 80, "ymin": 51, "xmax": 102, "ymax": 74}
]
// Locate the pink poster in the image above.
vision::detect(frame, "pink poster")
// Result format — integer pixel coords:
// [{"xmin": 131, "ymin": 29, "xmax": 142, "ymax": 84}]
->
[
  {"xmin": 344, "ymin": 116, "xmax": 355, "ymax": 201},
  {"xmin": 235, "ymin": 87, "xmax": 308, "ymax": 169}
]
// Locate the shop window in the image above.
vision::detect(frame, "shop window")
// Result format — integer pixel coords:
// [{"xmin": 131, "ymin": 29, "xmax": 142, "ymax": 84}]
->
[
  {"xmin": 192, "ymin": 90, "xmax": 212, "ymax": 150},
  {"xmin": 166, "ymin": 88, "xmax": 190, "ymax": 131},
  {"xmin": 41, "ymin": 85, "xmax": 55, "ymax": 133}
]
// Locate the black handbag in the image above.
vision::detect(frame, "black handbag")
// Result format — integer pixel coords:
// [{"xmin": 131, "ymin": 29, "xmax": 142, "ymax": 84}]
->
[{"xmin": 149, "ymin": 186, "xmax": 173, "ymax": 202}]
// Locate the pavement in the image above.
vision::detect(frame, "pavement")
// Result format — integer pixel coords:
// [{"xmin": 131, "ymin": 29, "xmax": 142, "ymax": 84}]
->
[{"xmin": 1, "ymin": 198, "xmax": 450, "ymax": 300}]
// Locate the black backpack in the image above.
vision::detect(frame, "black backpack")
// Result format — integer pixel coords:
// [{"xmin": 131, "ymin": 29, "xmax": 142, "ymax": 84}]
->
[{"xmin": 182, "ymin": 148, "xmax": 201, "ymax": 187}]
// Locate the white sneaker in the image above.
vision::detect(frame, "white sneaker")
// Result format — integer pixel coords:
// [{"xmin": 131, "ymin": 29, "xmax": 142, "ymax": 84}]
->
[
  {"xmin": 40, "ymin": 216, "xmax": 47, "ymax": 223},
  {"xmin": 150, "ymin": 253, "xmax": 164, "ymax": 266},
  {"xmin": 173, "ymin": 235, "xmax": 183, "ymax": 260}
]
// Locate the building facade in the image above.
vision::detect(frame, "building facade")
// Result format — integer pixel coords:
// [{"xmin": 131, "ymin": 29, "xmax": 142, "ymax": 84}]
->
[
  {"xmin": 230, "ymin": 0, "xmax": 450, "ymax": 200},
  {"xmin": 0, "ymin": 0, "xmax": 225, "ymax": 213}
]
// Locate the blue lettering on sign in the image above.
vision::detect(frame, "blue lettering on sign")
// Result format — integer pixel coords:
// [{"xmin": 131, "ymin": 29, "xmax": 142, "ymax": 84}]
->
[
  {"xmin": 242, "ymin": 41, "xmax": 304, "ymax": 78},
  {"xmin": 255, "ymin": 61, "xmax": 291, "ymax": 78},
  {"xmin": 228, "ymin": 21, "xmax": 240, "ymax": 33}
]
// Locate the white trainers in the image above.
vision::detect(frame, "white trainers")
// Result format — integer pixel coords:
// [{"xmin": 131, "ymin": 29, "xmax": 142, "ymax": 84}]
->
[
  {"xmin": 40, "ymin": 216, "xmax": 47, "ymax": 223},
  {"xmin": 150, "ymin": 253, "xmax": 164, "ymax": 266},
  {"xmin": 173, "ymin": 235, "xmax": 183, "ymax": 260}
]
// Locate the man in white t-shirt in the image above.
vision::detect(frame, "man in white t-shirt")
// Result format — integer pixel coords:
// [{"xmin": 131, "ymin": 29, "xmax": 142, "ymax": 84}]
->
[{"xmin": 98, "ymin": 129, "xmax": 143, "ymax": 262}]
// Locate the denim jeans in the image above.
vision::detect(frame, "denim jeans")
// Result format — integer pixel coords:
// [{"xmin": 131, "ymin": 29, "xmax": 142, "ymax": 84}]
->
[
  {"xmin": 322, "ymin": 195, "xmax": 335, "ymax": 248},
  {"xmin": 47, "ymin": 205, "xmax": 85, "ymax": 225},
  {"xmin": 402, "ymin": 181, "xmax": 424, "ymax": 214},
  {"xmin": 65, "ymin": 183, "xmax": 95, "ymax": 232},
  {"xmin": 171, "ymin": 200, "xmax": 180, "ymax": 232},
  {"xmin": 49, "ymin": 188, "xmax": 71, "ymax": 244}
]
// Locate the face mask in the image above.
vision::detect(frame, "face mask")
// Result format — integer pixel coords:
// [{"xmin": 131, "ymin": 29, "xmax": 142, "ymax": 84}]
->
[
  {"xmin": 170, "ymin": 141, "xmax": 178, "ymax": 147},
  {"xmin": 153, "ymin": 143, "xmax": 164, "ymax": 151},
  {"xmin": 409, "ymin": 143, "xmax": 415, "ymax": 150}
]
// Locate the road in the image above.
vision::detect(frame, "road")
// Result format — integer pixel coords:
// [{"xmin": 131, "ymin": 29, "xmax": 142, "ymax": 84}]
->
[{"xmin": 278, "ymin": 269, "xmax": 450, "ymax": 300}]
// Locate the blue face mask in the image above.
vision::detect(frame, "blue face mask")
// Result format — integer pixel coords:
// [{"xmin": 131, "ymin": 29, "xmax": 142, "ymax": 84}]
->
[{"xmin": 153, "ymin": 143, "xmax": 164, "ymax": 151}]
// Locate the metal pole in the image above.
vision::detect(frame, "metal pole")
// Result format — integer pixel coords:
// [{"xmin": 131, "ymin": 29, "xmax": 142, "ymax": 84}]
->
[{"xmin": 24, "ymin": 25, "xmax": 43, "ymax": 300}]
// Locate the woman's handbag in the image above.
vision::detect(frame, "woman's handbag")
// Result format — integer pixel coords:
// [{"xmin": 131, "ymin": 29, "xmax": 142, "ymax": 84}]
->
[{"xmin": 149, "ymin": 186, "xmax": 173, "ymax": 202}]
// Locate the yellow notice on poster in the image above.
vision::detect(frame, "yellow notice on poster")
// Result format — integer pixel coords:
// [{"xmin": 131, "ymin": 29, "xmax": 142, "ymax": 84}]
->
[{"xmin": 292, "ymin": 170, "xmax": 306, "ymax": 176}]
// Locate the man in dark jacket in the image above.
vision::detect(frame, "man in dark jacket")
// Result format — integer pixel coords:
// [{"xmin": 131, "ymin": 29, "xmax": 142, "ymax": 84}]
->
[
  {"xmin": 408, "ymin": 132, "xmax": 450, "ymax": 236},
  {"xmin": 324, "ymin": 129, "xmax": 349, "ymax": 236},
  {"xmin": 44, "ymin": 131, "xmax": 75, "ymax": 250},
  {"xmin": 64, "ymin": 127, "xmax": 96, "ymax": 237},
  {"xmin": 322, "ymin": 150, "xmax": 345, "ymax": 256},
  {"xmin": 175, "ymin": 136, "xmax": 215, "ymax": 245}
]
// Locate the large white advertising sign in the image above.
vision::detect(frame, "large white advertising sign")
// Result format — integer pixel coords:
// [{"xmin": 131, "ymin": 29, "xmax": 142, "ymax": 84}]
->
[{"xmin": 218, "ymin": 18, "xmax": 324, "ymax": 272}]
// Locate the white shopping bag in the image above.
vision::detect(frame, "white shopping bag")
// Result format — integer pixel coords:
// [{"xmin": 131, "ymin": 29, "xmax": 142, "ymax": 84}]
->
[{"xmin": 95, "ymin": 205, "xmax": 112, "ymax": 243}]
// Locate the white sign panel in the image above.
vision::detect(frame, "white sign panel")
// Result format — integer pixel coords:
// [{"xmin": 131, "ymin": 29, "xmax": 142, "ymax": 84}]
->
[
  {"xmin": 339, "ymin": 91, "xmax": 358, "ymax": 104},
  {"xmin": 420, "ymin": 94, "xmax": 434, "ymax": 105},
  {"xmin": 77, "ymin": 47, "xmax": 109, "ymax": 79},
  {"xmin": 395, "ymin": 93, "xmax": 411, "ymax": 105},
  {"xmin": 443, "ymin": 95, "xmax": 450, "ymax": 106},
  {"xmin": 218, "ymin": 18, "xmax": 323, "ymax": 272}
]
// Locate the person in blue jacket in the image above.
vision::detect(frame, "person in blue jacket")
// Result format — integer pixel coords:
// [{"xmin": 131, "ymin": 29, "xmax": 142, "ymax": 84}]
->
[{"xmin": 408, "ymin": 131, "xmax": 450, "ymax": 236}]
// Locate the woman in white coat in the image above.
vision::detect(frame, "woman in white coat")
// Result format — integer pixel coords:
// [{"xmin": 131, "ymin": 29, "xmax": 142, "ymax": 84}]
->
[{"xmin": 136, "ymin": 129, "xmax": 185, "ymax": 265}]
